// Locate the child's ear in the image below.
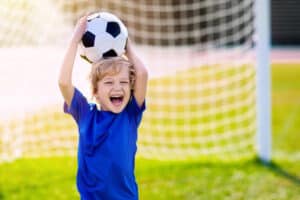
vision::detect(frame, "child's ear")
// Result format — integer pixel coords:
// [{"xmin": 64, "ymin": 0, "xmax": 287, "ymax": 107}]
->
[
  {"xmin": 92, "ymin": 88, "xmax": 98, "ymax": 99},
  {"xmin": 94, "ymin": 93, "xmax": 100, "ymax": 103}
]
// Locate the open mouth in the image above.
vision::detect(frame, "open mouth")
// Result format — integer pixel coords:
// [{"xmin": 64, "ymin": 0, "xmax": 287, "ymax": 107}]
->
[{"xmin": 110, "ymin": 96, "xmax": 124, "ymax": 107}]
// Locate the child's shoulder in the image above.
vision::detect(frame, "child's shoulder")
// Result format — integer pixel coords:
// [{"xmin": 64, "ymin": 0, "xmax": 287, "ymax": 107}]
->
[{"xmin": 125, "ymin": 96, "xmax": 146, "ymax": 115}]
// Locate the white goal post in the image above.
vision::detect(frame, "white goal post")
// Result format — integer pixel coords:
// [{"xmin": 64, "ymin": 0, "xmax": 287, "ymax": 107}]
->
[{"xmin": 255, "ymin": 0, "xmax": 271, "ymax": 162}]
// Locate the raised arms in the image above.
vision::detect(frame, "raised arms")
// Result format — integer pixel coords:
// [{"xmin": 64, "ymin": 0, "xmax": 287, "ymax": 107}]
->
[
  {"xmin": 125, "ymin": 40, "xmax": 148, "ymax": 107},
  {"xmin": 58, "ymin": 16, "xmax": 87, "ymax": 106}
]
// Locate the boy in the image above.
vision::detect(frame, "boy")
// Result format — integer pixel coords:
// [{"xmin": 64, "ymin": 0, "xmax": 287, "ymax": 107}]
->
[{"xmin": 58, "ymin": 15, "xmax": 148, "ymax": 200}]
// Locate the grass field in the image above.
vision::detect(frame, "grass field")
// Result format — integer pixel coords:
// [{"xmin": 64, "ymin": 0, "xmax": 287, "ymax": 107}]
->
[{"xmin": 0, "ymin": 63, "xmax": 300, "ymax": 199}]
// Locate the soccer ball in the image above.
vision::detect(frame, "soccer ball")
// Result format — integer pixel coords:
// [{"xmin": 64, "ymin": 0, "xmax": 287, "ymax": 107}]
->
[{"xmin": 80, "ymin": 12, "xmax": 128, "ymax": 63}]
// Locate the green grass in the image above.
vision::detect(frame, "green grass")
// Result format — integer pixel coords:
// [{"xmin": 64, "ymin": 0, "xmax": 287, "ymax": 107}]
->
[
  {"xmin": 1, "ymin": 158, "xmax": 300, "ymax": 199},
  {"xmin": 1, "ymin": 63, "xmax": 300, "ymax": 199},
  {"xmin": 272, "ymin": 63, "xmax": 300, "ymax": 154}
]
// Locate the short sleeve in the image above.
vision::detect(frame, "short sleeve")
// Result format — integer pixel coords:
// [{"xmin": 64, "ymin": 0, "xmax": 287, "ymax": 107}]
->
[
  {"xmin": 63, "ymin": 88, "xmax": 90, "ymax": 124},
  {"xmin": 126, "ymin": 96, "xmax": 146, "ymax": 126}
]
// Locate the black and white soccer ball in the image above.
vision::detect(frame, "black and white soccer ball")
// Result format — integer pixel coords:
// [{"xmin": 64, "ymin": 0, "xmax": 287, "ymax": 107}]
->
[{"xmin": 80, "ymin": 12, "xmax": 128, "ymax": 63}]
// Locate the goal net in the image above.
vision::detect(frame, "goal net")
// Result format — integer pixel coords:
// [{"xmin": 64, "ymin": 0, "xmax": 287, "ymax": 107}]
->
[{"xmin": 0, "ymin": 0, "xmax": 263, "ymax": 162}]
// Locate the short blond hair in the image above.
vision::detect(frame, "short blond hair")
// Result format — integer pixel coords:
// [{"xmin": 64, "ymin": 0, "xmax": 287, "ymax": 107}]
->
[{"xmin": 89, "ymin": 56, "xmax": 135, "ymax": 95}]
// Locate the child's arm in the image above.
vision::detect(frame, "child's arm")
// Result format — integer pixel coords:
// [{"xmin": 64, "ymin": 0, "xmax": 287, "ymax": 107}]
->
[
  {"xmin": 125, "ymin": 39, "xmax": 148, "ymax": 107},
  {"xmin": 58, "ymin": 16, "xmax": 87, "ymax": 106}
]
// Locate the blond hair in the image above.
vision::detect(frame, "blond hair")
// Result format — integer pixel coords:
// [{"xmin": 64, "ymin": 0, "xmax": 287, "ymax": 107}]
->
[{"xmin": 89, "ymin": 56, "xmax": 135, "ymax": 95}]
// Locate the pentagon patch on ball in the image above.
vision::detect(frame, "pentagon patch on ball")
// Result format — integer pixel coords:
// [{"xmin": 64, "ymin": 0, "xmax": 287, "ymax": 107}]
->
[{"xmin": 80, "ymin": 12, "xmax": 128, "ymax": 63}]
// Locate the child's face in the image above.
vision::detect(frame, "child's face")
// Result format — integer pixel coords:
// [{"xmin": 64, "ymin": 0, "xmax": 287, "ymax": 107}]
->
[{"xmin": 95, "ymin": 66, "xmax": 131, "ymax": 113}]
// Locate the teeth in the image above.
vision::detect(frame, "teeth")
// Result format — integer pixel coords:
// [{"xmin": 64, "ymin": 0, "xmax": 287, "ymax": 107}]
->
[{"xmin": 111, "ymin": 95, "xmax": 123, "ymax": 98}]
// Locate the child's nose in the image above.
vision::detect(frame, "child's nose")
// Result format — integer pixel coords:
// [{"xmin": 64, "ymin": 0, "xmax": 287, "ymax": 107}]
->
[{"xmin": 113, "ymin": 82, "xmax": 122, "ymax": 90}]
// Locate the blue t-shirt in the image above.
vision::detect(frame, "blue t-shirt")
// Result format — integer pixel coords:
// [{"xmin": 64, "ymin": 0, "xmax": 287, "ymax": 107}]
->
[{"xmin": 64, "ymin": 88, "xmax": 145, "ymax": 200}]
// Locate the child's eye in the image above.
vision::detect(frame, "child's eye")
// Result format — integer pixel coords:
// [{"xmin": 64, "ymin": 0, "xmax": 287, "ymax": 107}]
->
[
  {"xmin": 121, "ymin": 81, "xmax": 129, "ymax": 84},
  {"xmin": 104, "ymin": 81, "xmax": 113, "ymax": 85}
]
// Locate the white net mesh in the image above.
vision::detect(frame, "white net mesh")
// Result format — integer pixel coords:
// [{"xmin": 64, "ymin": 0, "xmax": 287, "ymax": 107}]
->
[{"xmin": 0, "ymin": 0, "xmax": 257, "ymax": 162}]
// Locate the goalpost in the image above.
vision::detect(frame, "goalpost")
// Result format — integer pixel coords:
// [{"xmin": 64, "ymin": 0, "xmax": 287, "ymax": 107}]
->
[
  {"xmin": 255, "ymin": 0, "xmax": 271, "ymax": 162},
  {"xmin": 0, "ymin": 0, "xmax": 271, "ymax": 162}
]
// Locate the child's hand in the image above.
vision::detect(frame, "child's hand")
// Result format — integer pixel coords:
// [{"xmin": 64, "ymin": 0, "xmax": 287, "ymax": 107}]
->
[
  {"xmin": 125, "ymin": 38, "xmax": 134, "ymax": 56},
  {"xmin": 71, "ymin": 15, "xmax": 87, "ymax": 44}
]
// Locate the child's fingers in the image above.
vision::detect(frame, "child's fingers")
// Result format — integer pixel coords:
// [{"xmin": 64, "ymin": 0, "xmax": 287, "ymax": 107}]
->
[
  {"xmin": 79, "ymin": 15, "xmax": 87, "ymax": 23},
  {"xmin": 76, "ymin": 13, "xmax": 88, "ymax": 25},
  {"xmin": 125, "ymin": 38, "xmax": 133, "ymax": 51},
  {"xmin": 78, "ymin": 12, "xmax": 95, "ymax": 27},
  {"xmin": 76, "ymin": 15, "xmax": 87, "ymax": 29}
]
